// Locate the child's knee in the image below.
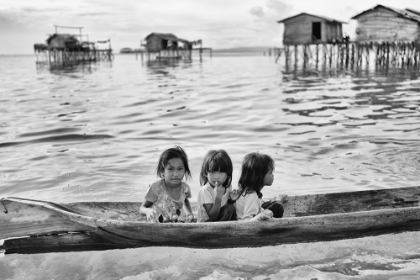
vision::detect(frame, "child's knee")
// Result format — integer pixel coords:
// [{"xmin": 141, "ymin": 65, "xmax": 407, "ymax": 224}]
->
[{"xmin": 263, "ymin": 201, "xmax": 284, "ymax": 218}]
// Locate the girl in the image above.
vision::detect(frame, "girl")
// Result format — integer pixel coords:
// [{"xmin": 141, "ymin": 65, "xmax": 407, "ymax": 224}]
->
[
  {"xmin": 233, "ymin": 152, "xmax": 287, "ymax": 221},
  {"xmin": 196, "ymin": 150, "xmax": 237, "ymax": 222},
  {"xmin": 140, "ymin": 146, "xmax": 194, "ymax": 223}
]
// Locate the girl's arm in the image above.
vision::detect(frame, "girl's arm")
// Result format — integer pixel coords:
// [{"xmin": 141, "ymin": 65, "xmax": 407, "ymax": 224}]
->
[
  {"xmin": 183, "ymin": 198, "xmax": 194, "ymax": 222},
  {"xmin": 203, "ymin": 198, "xmax": 222, "ymax": 221},
  {"xmin": 239, "ymin": 194, "xmax": 273, "ymax": 222},
  {"xmin": 203, "ymin": 182, "xmax": 225, "ymax": 221},
  {"xmin": 139, "ymin": 200, "xmax": 159, "ymax": 223}
]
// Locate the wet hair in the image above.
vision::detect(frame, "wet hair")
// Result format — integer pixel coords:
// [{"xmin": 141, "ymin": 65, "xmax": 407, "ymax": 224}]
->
[
  {"xmin": 238, "ymin": 152, "xmax": 275, "ymax": 197},
  {"xmin": 199, "ymin": 150, "xmax": 233, "ymax": 188},
  {"xmin": 156, "ymin": 146, "xmax": 192, "ymax": 181}
]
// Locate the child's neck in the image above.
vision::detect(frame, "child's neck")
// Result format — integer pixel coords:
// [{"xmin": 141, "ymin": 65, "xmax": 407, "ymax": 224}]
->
[{"xmin": 163, "ymin": 179, "xmax": 181, "ymax": 189}]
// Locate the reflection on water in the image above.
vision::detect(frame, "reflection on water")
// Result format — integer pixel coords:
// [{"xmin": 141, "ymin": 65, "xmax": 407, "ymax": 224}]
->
[
  {"xmin": 36, "ymin": 60, "xmax": 113, "ymax": 76},
  {"xmin": 1, "ymin": 54, "xmax": 420, "ymax": 279}
]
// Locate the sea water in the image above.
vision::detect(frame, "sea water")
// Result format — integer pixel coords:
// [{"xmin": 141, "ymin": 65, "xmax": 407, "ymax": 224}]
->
[{"xmin": 0, "ymin": 53, "xmax": 420, "ymax": 279}]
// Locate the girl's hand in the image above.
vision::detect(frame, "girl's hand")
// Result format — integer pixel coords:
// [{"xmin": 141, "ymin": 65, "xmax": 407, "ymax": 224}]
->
[
  {"xmin": 185, "ymin": 214, "xmax": 194, "ymax": 223},
  {"xmin": 229, "ymin": 189, "xmax": 239, "ymax": 201},
  {"xmin": 215, "ymin": 182, "xmax": 226, "ymax": 197},
  {"xmin": 277, "ymin": 194, "xmax": 288, "ymax": 204},
  {"xmin": 251, "ymin": 209, "xmax": 273, "ymax": 221},
  {"xmin": 146, "ymin": 209, "xmax": 159, "ymax": 223},
  {"xmin": 172, "ymin": 214, "xmax": 179, "ymax": 222}
]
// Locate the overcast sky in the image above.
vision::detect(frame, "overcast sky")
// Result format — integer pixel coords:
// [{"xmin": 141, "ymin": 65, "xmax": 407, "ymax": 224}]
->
[{"xmin": 1, "ymin": 0, "xmax": 420, "ymax": 54}]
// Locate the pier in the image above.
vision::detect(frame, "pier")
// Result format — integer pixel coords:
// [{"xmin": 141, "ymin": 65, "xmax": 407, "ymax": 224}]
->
[
  {"xmin": 274, "ymin": 41, "xmax": 420, "ymax": 70},
  {"xmin": 135, "ymin": 47, "xmax": 212, "ymax": 61}
]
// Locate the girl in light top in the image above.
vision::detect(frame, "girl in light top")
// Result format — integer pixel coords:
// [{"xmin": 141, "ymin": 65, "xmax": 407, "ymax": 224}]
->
[
  {"xmin": 196, "ymin": 150, "xmax": 237, "ymax": 222},
  {"xmin": 233, "ymin": 152, "xmax": 287, "ymax": 221},
  {"xmin": 140, "ymin": 146, "xmax": 194, "ymax": 223}
]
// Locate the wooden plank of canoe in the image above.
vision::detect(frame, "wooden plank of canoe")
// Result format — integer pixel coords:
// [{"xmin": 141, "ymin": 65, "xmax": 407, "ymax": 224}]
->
[
  {"xmin": 1, "ymin": 186, "xmax": 420, "ymax": 239},
  {"xmin": 3, "ymin": 205, "xmax": 420, "ymax": 254},
  {"xmin": 283, "ymin": 185, "xmax": 420, "ymax": 217},
  {"xmin": 20, "ymin": 185, "xmax": 419, "ymax": 223},
  {"xmin": 1, "ymin": 186, "xmax": 420, "ymax": 253}
]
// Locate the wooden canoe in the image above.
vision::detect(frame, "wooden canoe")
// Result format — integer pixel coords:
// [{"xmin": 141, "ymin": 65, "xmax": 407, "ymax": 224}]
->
[{"xmin": 1, "ymin": 185, "xmax": 420, "ymax": 254}]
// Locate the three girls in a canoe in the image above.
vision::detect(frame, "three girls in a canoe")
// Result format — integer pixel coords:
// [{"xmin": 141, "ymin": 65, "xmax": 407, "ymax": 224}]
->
[
  {"xmin": 196, "ymin": 150, "xmax": 237, "ymax": 222},
  {"xmin": 139, "ymin": 146, "xmax": 195, "ymax": 223},
  {"xmin": 139, "ymin": 146, "xmax": 287, "ymax": 223}
]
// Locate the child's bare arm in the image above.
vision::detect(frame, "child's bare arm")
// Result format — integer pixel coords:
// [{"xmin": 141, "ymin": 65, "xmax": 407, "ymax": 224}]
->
[
  {"xmin": 203, "ymin": 197, "xmax": 222, "ymax": 221},
  {"xmin": 183, "ymin": 198, "xmax": 194, "ymax": 222},
  {"xmin": 139, "ymin": 200, "xmax": 159, "ymax": 223}
]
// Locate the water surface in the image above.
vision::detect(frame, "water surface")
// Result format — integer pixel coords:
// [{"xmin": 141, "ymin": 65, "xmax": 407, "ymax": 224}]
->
[{"xmin": 1, "ymin": 54, "xmax": 420, "ymax": 279}]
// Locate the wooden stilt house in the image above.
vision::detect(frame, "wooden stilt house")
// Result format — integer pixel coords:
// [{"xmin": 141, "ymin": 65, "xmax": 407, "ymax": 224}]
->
[
  {"xmin": 145, "ymin": 33, "xmax": 191, "ymax": 51},
  {"xmin": 143, "ymin": 33, "xmax": 194, "ymax": 59},
  {"xmin": 277, "ymin": 13, "xmax": 346, "ymax": 44},
  {"xmin": 351, "ymin": 5, "xmax": 420, "ymax": 42},
  {"xmin": 46, "ymin": 34, "xmax": 80, "ymax": 50}
]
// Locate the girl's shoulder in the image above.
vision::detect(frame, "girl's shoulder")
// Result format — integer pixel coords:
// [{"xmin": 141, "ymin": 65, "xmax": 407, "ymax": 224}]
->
[
  {"xmin": 197, "ymin": 183, "xmax": 212, "ymax": 195},
  {"xmin": 180, "ymin": 181, "xmax": 191, "ymax": 190},
  {"xmin": 240, "ymin": 190, "xmax": 259, "ymax": 200},
  {"xmin": 149, "ymin": 179, "xmax": 165, "ymax": 189}
]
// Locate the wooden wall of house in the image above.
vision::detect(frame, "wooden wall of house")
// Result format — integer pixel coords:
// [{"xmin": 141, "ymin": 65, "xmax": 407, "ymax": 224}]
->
[
  {"xmin": 146, "ymin": 36, "xmax": 164, "ymax": 52},
  {"xmin": 283, "ymin": 14, "xmax": 342, "ymax": 44},
  {"xmin": 355, "ymin": 7, "xmax": 420, "ymax": 42},
  {"xmin": 49, "ymin": 37, "xmax": 66, "ymax": 49},
  {"xmin": 325, "ymin": 22, "xmax": 343, "ymax": 42}
]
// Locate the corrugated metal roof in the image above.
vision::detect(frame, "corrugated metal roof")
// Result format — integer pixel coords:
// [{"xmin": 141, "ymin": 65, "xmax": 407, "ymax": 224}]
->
[
  {"xmin": 277, "ymin": 13, "xmax": 346, "ymax": 24},
  {"xmin": 351, "ymin": 5, "xmax": 420, "ymax": 23},
  {"xmin": 145, "ymin": 32, "xmax": 191, "ymax": 43}
]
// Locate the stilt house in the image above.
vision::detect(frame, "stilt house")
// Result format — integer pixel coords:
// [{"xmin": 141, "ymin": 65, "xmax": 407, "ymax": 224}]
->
[
  {"xmin": 351, "ymin": 5, "xmax": 420, "ymax": 42},
  {"xmin": 277, "ymin": 13, "xmax": 345, "ymax": 45},
  {"xmin": 144, "ymin": 33, "xmax": 192, "ymax": 52},
  {"xmin": 46, "ymin": 34, "xmax": 79, "ymax": 50}
]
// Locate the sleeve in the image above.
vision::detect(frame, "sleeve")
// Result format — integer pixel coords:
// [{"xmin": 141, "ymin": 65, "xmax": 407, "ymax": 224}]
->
[
  {"xmin": 241, "ymin": 195, "xmax": 261, "ymax": 220},
  {"xmin": 144, "ymin": 183, "xmax": 158, "ymax": 203},
  {"xmin": 184, "ymin": 183, "xmax": 192, "ymax": 199},
  {"xmin": 198, "ymin": 188, "xmax": 214, "ymax": 205}
]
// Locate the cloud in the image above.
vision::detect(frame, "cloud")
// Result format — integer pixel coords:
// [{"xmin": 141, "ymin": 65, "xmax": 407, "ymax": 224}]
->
[
  {"xmin": 250, "ymin": 7, "xmax": 265, "ymax": 18},
  {"xmin": 250, "ymin": 0, "xmax": 293, "ymax": 22}
]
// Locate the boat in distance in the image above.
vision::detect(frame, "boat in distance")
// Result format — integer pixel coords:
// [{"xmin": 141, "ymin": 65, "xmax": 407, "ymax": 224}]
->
[{"xmin": 1, "ymin": 185, "xmax": 420, "ymax": 254}]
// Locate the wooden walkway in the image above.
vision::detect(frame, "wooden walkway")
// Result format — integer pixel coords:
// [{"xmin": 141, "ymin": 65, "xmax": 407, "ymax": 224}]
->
[
  {"xmin": 135, "ymin": 48, "xmax": 212, "ymax": 61},
  {"xmin": 274, "ymin": 41, "xmax": 420, "ymax": 69},
  {"xmin": 36, "ymin": 49, "xmax": 113, "ymax": 63}
]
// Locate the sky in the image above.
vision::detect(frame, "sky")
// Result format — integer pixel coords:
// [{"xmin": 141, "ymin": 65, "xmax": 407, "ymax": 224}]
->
[{"xmin": 1, "ymin": 0, "xmax": 420, "ymax": 55}]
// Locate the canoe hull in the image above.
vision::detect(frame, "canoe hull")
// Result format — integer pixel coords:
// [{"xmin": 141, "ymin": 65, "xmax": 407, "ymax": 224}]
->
[{"xmin": 1, "ymin": 186, "xmax": 420, "ymax": 254}]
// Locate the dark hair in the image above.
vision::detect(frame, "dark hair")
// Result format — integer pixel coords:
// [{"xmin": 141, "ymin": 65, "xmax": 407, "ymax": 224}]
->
[
  {"xmin": 238, "ymin": 152, "xmax": 274, "ymax": 197},
  {"xmin": 156, "ymin": 146, "xmax": 192, "ymax": 181},
  {"xmin": 199, "ymin": 150, "xmax": 233, "ymax": 188}
]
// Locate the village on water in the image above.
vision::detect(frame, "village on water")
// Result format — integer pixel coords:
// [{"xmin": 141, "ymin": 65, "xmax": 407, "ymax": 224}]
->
[{"xmin": 34, "ymin": 4, "xmax": 420, "ymax": 69}]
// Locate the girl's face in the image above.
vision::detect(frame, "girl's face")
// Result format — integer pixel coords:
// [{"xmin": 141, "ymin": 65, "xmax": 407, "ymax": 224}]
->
[
  {"xmin": 263, "ymin": 169, "xmax": 274, "ymax": 186},
  {"xmin": 163, "ymin": 158, "xmax": 186, "ymax": 187},
  {"xmin": 207, "ymin": 171, "xmax": 228, "ymax": 187}
]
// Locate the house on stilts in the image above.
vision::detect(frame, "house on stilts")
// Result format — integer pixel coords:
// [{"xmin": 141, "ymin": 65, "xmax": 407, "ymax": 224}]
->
[
  {"xmin": 34, "ymin": 25, "xmax": 113, "ymax": 64},
  {"xmin": 278, "ymin": 13, "xmax": 346, "ymax": 45},
  {"xmin": 349, "ymin": 5, "xmax": 420, "ymax": 67},
  {"xmin": 276, "ymin": 13, "xmax": 348, "ymax": 68},
  {"xmin": 137, "ymin": 32, "xmax": 211, "ymax": 61}
]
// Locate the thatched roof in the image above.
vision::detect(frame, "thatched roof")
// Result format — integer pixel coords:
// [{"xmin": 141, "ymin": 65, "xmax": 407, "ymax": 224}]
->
[
  {"xmin": 46, "ymin": 34, "xmax": 79, "ymax": 44},
  {"xmin": 278, "ymin": 13, "xmax": 346, "ymax": 24},
  {"xmin": 351, "ymin": 5, "xmax": 420, "ymax": 23},
  {"xmin": 145, "ymin": 33, "xmax": 191, "ymax": 43}
]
